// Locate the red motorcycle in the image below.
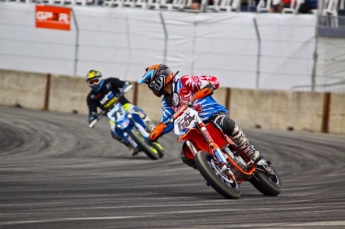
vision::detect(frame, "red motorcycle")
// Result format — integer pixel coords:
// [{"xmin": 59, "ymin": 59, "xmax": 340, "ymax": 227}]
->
[{"xmin": 150, "ymin": 88, "xmax": 282, "ymax": 199}]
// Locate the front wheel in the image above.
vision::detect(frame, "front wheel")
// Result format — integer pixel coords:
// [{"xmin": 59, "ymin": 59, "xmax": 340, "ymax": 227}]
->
[
  {"xmin": 249, "ymin": 158, "xmax": 282, "ymax": 196},
  {"xmin": 151, "ymin": 141, "xmax": 164, "ymax": 158},
  {"xmin": 195, "ymin": 151, "xmax": 241, "ymax": 199},
  {"xmin": 129, "ymin": 130, "xmax": 159, "ymax": 160}
]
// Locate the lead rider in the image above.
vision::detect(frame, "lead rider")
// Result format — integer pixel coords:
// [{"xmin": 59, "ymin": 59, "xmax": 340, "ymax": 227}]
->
[{"xmin": 138, "ymin": 64, "xmax": 262, "ymax": 168}]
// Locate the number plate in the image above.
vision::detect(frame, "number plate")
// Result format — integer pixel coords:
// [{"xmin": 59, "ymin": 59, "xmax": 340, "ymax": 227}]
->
[
  {"xmin": 174, "ymin": 108, "xmax": 198, "ymax": 135},
  {"xmin": 107, "ymin": 103, "xmax": 127, "ymax": 122}
]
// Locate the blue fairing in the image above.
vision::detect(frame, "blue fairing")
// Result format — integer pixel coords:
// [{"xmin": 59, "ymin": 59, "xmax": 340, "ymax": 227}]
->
[
  {"xmin": 114, "ymin": 122, "xmax": 134, "ymax": 143},
  {"xmin": 132, "ymin": 113, "xmax": 147, "ymax": 129},
  {"xmin": 112, "ymin": 112, "xmax": 148, "ymax": 143}
]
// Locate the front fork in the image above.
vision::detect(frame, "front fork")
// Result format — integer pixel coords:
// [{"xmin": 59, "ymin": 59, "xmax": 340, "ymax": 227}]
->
[
  {"xmin": 128, "ymin": 115, "xmax": 149, "ymax": 139},
  {"xmin": 186, "ymin": 140, "xmax": 235, "ymax": 178},
  {"xmin": 118, "ymin": 128, "xmax": 138, "ymax": 149},
  {"xmin": 118, "ymin": 117, "xmax": 149, "ymax": 148},
  {"xmin": 186, "ymin": 140, "xmax": 198, "ymax": 156}
]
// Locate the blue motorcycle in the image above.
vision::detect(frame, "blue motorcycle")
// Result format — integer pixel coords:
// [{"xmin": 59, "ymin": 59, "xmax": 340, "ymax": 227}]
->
[{"xmin": 90, "ymin": 92, "xmax": 164, "ymax": 160}]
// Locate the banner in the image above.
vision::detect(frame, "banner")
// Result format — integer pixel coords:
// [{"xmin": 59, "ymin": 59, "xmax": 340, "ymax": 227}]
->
[{"xmin": 35, "ymin": 5, "xmax": 71, "ymax": 31}]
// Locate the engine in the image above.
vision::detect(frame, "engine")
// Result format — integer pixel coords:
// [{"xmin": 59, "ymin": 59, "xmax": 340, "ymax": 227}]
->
[{"xmin": 223, "ymin": 147, "xmax": 248, "ymax": 181}]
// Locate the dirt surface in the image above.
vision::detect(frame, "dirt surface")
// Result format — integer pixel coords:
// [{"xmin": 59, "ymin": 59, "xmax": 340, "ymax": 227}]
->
[{"xmin": 0, "ymin": 106, "xmax": 344, "ymax": 229}]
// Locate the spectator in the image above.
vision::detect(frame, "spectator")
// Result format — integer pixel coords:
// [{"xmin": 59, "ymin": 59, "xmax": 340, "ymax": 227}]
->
[
  {"xmin": 269, "ymin": 0, "xmax": 283, "ymax": 12},
  {"xmin": 190, "ymin": 0, "xmax": 214, "ymax": 10}
]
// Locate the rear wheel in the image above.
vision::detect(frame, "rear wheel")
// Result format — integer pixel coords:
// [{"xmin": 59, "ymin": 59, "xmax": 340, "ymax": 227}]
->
[
  {"xmin": 129, "ymin": 130, "xmax": 159, "ymax": 160},
  {"xmin": 195, "ymin": 151, "xmax": 241, "ymax": 199},
  {"xmin": 249, "ymin": 158, "xmax": 282, "ymax": 196}
]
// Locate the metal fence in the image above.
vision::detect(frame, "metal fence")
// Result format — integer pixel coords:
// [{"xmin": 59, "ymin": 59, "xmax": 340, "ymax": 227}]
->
[
  {"xmin": 310, "ymin": 15, "xmax": 345, "ymax": 93},
  {"xmin": 290, "ymin": 82, "xmax": 345, "ymax": 93}
]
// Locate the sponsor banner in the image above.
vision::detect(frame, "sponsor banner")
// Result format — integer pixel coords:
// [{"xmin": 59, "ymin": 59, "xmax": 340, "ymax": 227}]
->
[{"xmin": 35, "ymin": 5, "xmax": 71, "ymax": 31}]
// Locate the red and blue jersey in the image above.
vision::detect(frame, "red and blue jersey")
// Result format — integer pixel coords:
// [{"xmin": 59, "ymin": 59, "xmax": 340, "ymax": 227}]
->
[{"xmin": 161, "ymin": 75, "xmax": 228, "ymax": 135}]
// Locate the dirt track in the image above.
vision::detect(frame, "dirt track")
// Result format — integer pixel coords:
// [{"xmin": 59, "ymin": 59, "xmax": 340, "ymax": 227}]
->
[{"xmin": 0, "ymin": 105, "xmax": 344, "ymax": 229}]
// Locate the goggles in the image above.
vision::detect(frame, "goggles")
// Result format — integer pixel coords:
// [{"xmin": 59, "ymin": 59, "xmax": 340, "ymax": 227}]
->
[{"xmin": 87, "ymin": 78, "xmax": 100, "ymax": 86}]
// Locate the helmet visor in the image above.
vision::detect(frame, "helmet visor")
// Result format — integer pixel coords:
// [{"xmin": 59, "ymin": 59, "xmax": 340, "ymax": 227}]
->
[{"xmin": 138, "ymin": 69, "xmax": 155, "ymax": 84}]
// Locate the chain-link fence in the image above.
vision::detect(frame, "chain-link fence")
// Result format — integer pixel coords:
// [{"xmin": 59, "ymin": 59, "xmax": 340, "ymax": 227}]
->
[
  {"xmin": 310, "ymin": 15, "xmax": 345, "ymax": 93},
  {"xmin": 290, "ymin": 82, "xmax": 345, "ymax": 93}
]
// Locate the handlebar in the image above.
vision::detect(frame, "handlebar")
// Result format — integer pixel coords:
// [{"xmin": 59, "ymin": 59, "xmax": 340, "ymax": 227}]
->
[
  {"xmin": 149, "ymin": 87, "xmax": 213, "ymax": 141},
  {"xmin": 88, "ymin": 85, "xmax": 132, "ymax": 128}
]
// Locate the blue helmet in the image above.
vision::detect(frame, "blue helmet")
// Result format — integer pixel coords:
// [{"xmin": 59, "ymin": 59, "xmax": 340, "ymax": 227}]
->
[{"xmin": 86, "ymin": 70, "xmax": 104, "ymax": 92}]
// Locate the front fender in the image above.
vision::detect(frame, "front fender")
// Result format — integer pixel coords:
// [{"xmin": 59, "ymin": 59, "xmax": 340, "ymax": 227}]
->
[{"xmin": 178, "ymin": 128, "xmax": 211, "ymax": 154}]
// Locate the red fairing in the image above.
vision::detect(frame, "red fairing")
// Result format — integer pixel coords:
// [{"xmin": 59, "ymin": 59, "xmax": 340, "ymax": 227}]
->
[{"xmin": 179, "ymin": 75, "xmax": 220, "ymax": 92}]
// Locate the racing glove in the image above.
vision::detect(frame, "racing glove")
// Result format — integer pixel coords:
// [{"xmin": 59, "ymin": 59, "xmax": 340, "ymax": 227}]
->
[
  {"xmin": 149, "ymin": 122, "xmax": 167, "ymax": 142},
  {"xmin": 121, "ymin": 82, "xmax": 133, "ymax": 94}
]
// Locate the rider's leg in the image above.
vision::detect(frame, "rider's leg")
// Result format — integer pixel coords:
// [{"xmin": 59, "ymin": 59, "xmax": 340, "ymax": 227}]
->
[
  {"xmin": 209, "ymin": 112, "xmax": 262, "ymax": 163},
  {"xmin": 110, "ymin": 119, "xmax": 139, "ymax": 155},
  {"xmin": 123, "ymin": 103, "xmax": 155, "ymax": 131}
]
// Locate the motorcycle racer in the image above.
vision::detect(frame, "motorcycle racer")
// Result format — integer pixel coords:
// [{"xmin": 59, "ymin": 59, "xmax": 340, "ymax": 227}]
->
[
  {"xmin": 138, "ymin": 64, "xmax": 262, "ymax": 168},
  {"xmin": 86, "ymin": 69, "xmax": 155, "ymax": 155}
]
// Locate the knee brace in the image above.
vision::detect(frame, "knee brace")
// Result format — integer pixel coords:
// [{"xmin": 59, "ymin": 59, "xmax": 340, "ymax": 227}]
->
[{"xmin": 210, "ymin": 113, "xmax": 235, "ymax": 137}]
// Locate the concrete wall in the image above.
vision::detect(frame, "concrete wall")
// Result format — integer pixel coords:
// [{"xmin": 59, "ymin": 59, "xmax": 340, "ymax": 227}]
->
[
  {"xmin": 1, "ymin": 69, "xmax": 344, "ymax": 135},
  {"xmin": 49, "ymin": 74, "xmax": 134, "ymax": 115},
  {"xmin": 137, "ymin": 84, "xmax": 163, "ymax": 121},
  {"xmin": 230, "ymin": 89, "xmax": 327, "ymax": 133},
  {"xmin": 329, "ymin": 93, "xmax": 345, "ymax": 134},
  {"xmin": 0, "ymin": 69, "xmax": 47, "ymax": 110}
]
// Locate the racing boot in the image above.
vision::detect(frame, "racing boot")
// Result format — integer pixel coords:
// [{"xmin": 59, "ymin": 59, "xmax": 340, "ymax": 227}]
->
[
  {"xmin": 130, "ymin": 146, "xmax": 140, "ymax": 156},
  {"xmin": 121, "ymin": 139, "xmax": 140, "ymax": 156},
  {"xmin": 121, "ymin": 140, "xmax": 140, "ymax": 156},
  {"xmin": 230, "ymin": 124, "xmax": 262, "ymax": 163}
]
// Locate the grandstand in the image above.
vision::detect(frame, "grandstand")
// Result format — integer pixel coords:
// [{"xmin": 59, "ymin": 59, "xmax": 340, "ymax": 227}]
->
[{"xmin": 0, "ymin": 0, "xmax": 343, "ymax": 16}]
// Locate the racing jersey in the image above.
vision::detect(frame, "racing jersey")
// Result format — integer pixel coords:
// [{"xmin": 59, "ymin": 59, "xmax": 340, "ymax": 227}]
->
[
  {"xmin": 86, "ymin": 78, "xmax": 131, "ymax": 118},
  {"xmin": 161, "ymin": 75, "xmax": 228, "ymax": 135}
]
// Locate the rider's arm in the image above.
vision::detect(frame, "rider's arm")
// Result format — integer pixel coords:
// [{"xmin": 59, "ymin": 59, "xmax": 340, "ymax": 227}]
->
[
  {"xmin": 161, "ymin": 99, "xmax": 174, "ymax": 135},
  {"xmin": 108, "ymin": 77, "xmax": 133, "ymax": 105},
  {"xmin": 149, "ymin": 99, "xmax": 174, "ymax": 142},
  {"xmin": 86, "ymin": 94, "xmax": 98, "ymax": 125},
  {"xmin": 108, "ymin": 77, "xmax": 133, "ymax": 92},
  {"xmin": 180, "ymin": 75, "xmax": 220, "ymax": 92}
]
